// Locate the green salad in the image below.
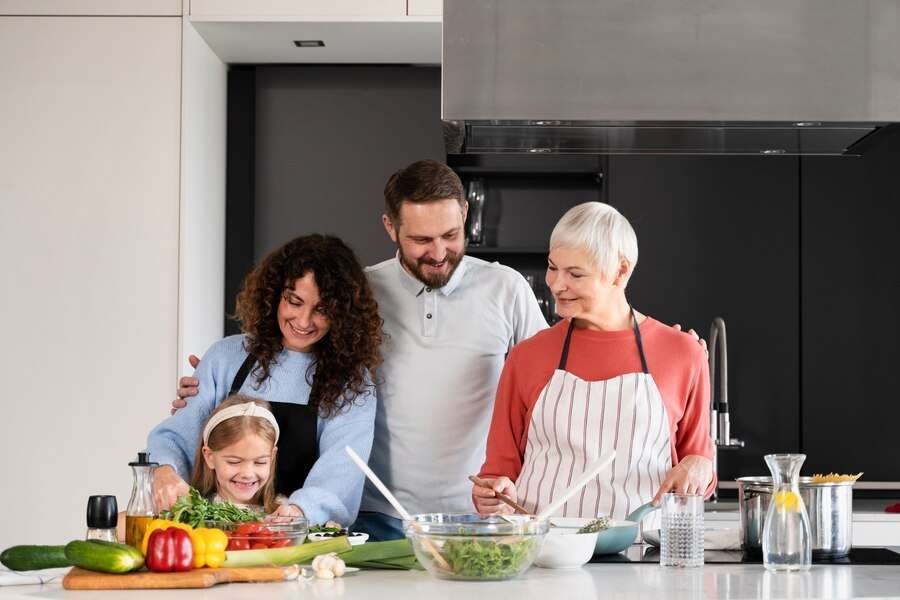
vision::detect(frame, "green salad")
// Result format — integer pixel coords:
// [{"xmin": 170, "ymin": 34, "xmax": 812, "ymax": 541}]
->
[{"xmin": 439, "ymin": 537, "xmax": 536, "ymax": 579}]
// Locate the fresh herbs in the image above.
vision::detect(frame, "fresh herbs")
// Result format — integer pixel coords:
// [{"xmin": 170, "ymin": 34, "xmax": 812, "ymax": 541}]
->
[
  {"xmin": 577, "ymin": 516, "xmax": 610, "ymax": 534},
  {"xmin": 440, "ymin": 538, "xmax": 536, "ymax": 579},
  {"xmin": 162, "ymin": 487, "xmax": 261, "ymax": 528},
  {"xmin": 309, "ymin": 524, "xmax": 344, "ymax": 534}
]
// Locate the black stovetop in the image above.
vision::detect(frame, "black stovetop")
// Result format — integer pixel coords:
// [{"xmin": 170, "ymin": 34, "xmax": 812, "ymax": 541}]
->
[{"xmin": 590, "ymin": 546, "xmax": 900, "ymax": 565}]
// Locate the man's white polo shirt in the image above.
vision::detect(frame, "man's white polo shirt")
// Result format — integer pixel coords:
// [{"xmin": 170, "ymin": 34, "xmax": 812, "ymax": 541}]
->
[{"xmin": 362, "ymin": 254, "xmax": 548, "ymax": 516}]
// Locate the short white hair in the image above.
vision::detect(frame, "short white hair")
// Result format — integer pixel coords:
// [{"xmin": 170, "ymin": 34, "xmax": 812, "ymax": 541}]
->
[{"xmin": 549, "ymin": 202, "xmax": 638, "ymax": 280}]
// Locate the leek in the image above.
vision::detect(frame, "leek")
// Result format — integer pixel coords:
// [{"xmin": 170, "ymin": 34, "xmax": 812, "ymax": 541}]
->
[
  {"xmin": 338, "ymin": 539, "xmax": 415, "ymax": 564},
  {"xmin": 223, "ymin": 538, "xmax": 350, "ymax": 568}
]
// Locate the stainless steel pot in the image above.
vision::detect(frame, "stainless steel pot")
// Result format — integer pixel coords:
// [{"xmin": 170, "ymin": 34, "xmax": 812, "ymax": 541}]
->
[{"xmin": 736, "ymin": 476, "xmax": 853, "ymax": 558}]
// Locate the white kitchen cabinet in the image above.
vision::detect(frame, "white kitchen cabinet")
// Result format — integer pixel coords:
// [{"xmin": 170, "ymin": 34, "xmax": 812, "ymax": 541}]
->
[
  {"xmin": 0, "ymin": 16, "xmax": 181, "ymax": 548},
  {"xmin": 190, "ymin": 0, "xmax": 405, "ymax": 17},
  {"xmin": 705, "ymin": 509, "xmax": 900, "ymax": 547},
  {"xmin": 0, "ymin": 0, "xmax": 181, "ymax": 14},
  {"xmin": 408, "ymin": 0, "xmax": 441, "ymax": 16}
]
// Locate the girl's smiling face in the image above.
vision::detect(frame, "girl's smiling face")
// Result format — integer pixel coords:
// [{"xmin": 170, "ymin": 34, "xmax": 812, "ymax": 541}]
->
[{"xmin": 201, "ymin": 433, "xmax": 275, "ymax": 505}]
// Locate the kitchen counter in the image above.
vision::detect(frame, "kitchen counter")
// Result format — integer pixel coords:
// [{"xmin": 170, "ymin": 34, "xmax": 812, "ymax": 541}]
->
[{"xmin": 2, "ymin": 561, "xmax": 900, "ymax": 600}]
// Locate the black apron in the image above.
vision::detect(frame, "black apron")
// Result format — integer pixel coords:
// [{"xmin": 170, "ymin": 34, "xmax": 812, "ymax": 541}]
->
[{"xmin": 228, "ymin": 354, "xmax": 319, "ymax": 497}]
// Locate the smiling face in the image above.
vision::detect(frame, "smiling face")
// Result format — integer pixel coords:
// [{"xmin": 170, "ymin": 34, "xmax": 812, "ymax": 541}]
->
[
  {"xmin": 202, "ymin": 433, "xmax": 275, "ymax": 505},
  {"xmin": 277, "ymin": 272, "xmax": 330, "ymax": 352},
  {"xmin": 546, "ymin": 246, "xmax": 628, "ymax": 321},
  {"xmin": 383, "ymin": 198, "xmax": 468, "ymax": 288}
]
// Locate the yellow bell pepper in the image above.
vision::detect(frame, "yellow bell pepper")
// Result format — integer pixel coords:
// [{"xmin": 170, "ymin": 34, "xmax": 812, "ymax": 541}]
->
[
  {"xmin": 140, "ymin": 519, "xmax": 193, "ymax": 556},
  {"xmin": 190, "ymin": 528, "xmax": 228, "ymax": 569}
]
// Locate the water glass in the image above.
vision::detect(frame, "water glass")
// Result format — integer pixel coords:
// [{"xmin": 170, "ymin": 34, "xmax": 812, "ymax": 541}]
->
[{"xmin": 660, "ymin": 493, "xmax": 704, "ymax": 568}]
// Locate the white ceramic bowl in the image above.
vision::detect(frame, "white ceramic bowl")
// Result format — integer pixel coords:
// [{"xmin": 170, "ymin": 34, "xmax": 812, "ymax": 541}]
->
[
  {"xmin": 533, "ymin": 529, "xmax": 599, "ymax": 569},
  {"xmin": 307, "ymin": 531, "xmax": 369, "ymax": 546}
]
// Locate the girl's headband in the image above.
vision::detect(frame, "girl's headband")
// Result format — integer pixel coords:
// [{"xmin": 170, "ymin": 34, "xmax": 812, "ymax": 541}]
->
[{"xmin": 202, "ymin": 402, "xmax": 280, "ymax": 446}]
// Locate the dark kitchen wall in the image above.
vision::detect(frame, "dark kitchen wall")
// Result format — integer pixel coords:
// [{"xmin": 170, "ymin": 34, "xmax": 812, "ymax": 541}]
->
[
  {"xmin": 800, "ymin": 134, "xmax": 900, "ymax": 483},
  {"xmin": 225, "ymin": 65, "xmax": 443, "ymax": 333},
  {"xmin": 254, "ymin": 65, "xmax": 443, "ymax": 263}
]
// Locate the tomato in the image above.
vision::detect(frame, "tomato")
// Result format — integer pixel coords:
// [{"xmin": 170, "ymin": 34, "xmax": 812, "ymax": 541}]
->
[
  {"xmin": 251, "ymin": 542, "xmax": 268, "ymax": 550},
  {"xmin": 235, "ymin": 522, "xmax": 263, "ymax": 536},
  {"xmin": 268, "ymin": 538, "xmax": 291, "ymax": 548},
  {"xmin": 228, "ymin": 537, "xmax": 250, "ymax": 551}
]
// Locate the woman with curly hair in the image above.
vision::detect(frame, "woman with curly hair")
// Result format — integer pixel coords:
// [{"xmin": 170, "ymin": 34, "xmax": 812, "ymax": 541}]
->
[{"xmin": 147, "ymin": 234, "xmax": 382, "ymax": 524}]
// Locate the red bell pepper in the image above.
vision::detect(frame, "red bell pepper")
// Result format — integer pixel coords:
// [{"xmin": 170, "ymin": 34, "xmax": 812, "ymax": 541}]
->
[{"xmin": 146, "ymin": 527, "xmax": 194, "ymax": 572}]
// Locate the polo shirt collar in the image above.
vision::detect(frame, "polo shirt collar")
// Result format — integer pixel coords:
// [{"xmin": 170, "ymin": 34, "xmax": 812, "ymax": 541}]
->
[{"xmin": 393, "ymin": 253, "xmax": 469, "ymax": 297}]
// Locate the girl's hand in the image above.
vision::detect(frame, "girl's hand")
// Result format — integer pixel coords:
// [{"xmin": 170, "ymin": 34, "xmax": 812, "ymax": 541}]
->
[
  {"xmin": 652, "ymin": 455, "xmax": 713, "ymax": 504},
  {"xmin": 267, "ymin": 503, "xmax": 304, "ymax": 521},
  {"xmin": 152, "ymin": 465, "xmax": 190, "ymax": 511},
  {"xmin": 472, "ymin": 476, "xmax": 517, "ymax": 515}
]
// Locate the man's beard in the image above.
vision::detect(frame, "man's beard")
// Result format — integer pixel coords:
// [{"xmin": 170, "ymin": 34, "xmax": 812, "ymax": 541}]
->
[{"xmin": 398, "ymin": 246, "xmax": 464, "ymax": 289}]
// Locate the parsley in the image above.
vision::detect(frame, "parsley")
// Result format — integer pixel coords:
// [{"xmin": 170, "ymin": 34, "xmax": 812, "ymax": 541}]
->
[{"xmin": 161, "ymin": 487, "xmax": 261, "ymax": 528}]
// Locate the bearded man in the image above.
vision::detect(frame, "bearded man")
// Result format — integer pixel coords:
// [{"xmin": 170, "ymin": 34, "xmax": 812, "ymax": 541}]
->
[{"xmin": 355, "ymin": 160, "xmax": 547, "ymax": 538}]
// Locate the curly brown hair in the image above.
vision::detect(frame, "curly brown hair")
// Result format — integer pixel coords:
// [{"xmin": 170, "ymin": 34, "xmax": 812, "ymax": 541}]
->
[{"xmin": 234, "ymin": 234, "xmax": 382, "ymax": 418}]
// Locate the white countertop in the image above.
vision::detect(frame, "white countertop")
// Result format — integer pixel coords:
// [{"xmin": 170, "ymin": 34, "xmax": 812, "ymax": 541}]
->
[{"xmin": 2, "ymin": 561, "xmax": 900, "ymax": 600}]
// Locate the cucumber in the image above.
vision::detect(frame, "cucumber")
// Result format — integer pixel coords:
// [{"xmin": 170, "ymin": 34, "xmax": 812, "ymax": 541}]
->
[
  {"xmin": 0, "ymin": 545, "xmax": 70, "ymax": 571},
  {"xmin": 64, "ymin": 540, "xmax": 144, "ymax": 574}
]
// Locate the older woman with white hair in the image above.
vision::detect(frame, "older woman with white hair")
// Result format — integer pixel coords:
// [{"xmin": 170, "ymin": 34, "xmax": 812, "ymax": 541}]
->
[{"xmin": 473, "ymin": 202, "xmax": 713, "ymax": 524}]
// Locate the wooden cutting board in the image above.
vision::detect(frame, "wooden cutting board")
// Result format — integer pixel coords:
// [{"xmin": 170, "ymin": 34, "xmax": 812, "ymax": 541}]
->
[{"xmin": 62, "ymin": 566, "xmax": 297, "ymax": 589}]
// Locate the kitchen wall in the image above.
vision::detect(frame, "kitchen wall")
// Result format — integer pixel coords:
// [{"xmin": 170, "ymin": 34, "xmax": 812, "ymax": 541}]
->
[{"xmin": 0, "ymin": 15, "xmax": 182, "ymax": 547}]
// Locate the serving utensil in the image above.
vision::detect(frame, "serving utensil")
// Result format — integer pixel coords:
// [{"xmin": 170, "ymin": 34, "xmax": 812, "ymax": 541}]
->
[
  {"xmin": 468, "ymin": 475, "xmax": 530, "ymax": 514},
  {"xmin": 344, "ymin": 446, "xmax": 451, "ymax": 570}
]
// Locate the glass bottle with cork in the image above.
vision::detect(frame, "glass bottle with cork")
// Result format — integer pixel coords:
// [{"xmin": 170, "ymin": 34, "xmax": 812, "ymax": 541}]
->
[{"xmin": 125, "ymin": 451, "xmax": 158, "ymax": 548}]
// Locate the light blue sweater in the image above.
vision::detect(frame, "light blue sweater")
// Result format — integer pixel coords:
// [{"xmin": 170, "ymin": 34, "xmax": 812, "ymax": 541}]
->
[{"xmin": 147, "ymin": 334, "xmax": 376, "ymax": 525}]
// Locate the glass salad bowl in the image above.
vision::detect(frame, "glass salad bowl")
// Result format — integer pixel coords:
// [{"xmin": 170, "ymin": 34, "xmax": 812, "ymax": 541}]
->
[
  {"xmin": 204, "ymin": 517, "xmax": 308, "ymax": 550},
  {"xmin": 404, "ymin": 513, "xmax": 548, "ymax": 581}
]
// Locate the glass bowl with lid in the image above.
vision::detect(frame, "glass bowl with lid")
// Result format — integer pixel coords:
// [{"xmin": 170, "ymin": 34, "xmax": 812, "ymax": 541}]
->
[{"xmin": 404, "ymin": 513, "xmax": 549, "ymax": 581}]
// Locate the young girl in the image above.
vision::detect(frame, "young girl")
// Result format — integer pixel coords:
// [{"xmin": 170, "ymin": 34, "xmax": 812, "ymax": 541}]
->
[{"xmin": 192, "ymin": 394, "xmax": 282, "ymax": 513}]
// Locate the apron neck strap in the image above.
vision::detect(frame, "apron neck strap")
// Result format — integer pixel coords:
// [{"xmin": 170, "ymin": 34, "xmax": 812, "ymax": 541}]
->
[
  {"xmin": 229, "ymin": 354, "xmax": 256, "ymax": 395},
  {"xmin": 558, "ymin": 308, "xmax": 650, "ymax": 374},
  {"xmin": 558, "ymin": 319, "xmax": 577, "ymax": 370},
  {"xmin": 631, "ymin": 308, "xmax": 650, "ymax": 374}
]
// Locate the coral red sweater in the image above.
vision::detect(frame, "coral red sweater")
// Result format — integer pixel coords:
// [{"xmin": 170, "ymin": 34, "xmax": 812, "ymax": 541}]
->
[{"xmin": 480, "ymin": 317, "xmax": 714, "ymax": 492}]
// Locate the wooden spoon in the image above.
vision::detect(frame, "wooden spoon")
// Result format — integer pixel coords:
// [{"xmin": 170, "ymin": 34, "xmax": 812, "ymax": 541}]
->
[{"xmin": 468, "ymin": 475, "xmax": 530, "ymax": 514}]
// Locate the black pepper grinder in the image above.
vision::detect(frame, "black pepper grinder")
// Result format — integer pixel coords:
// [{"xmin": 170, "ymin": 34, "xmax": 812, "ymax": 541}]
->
[{"xmin": 86, "ymin": 495, "xmax": 118, "ymax": 542}]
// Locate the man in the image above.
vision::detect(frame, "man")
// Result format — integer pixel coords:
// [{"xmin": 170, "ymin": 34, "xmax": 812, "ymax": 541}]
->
[
  {"xmin": 174, "ymin": 160, "xmax": 703, "ymax": 538},
  {"xmin": 351, "ymin": 161, "xmax": 548, "ymax": 538}
]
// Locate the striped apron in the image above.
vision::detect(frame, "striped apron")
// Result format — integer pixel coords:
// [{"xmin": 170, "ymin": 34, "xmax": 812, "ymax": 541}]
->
[{"xmin": 515, "ymin": 311, "xmax": 672, "ymax": 530}]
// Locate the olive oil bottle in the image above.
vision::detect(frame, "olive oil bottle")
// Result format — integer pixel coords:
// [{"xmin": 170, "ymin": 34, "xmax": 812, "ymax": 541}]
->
[{"xmin": 125, "ymin": 452, "xmax": 158, "ymax": 548}]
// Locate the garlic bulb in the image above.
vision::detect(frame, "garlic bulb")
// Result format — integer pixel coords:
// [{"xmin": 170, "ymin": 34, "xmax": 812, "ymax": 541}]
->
[{"xmin": 311, "ymin": 552, "xmax": 347, "ymax": 579}]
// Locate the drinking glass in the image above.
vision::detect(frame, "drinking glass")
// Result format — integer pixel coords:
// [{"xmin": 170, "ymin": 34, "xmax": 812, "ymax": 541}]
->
[{"xmin": 660, "ymin": 493, "xmax": 704, "ymax": 568}]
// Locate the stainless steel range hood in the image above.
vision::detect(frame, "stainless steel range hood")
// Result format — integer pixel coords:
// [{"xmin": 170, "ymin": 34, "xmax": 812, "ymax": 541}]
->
[{"xmin": 442, "ymin": 0, "xmax": 900, "ymax": 156}]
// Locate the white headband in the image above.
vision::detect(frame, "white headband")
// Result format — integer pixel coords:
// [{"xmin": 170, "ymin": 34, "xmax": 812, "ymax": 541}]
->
[{"xmin": 202, "ymin": 402, "xmax": 280, "ymax": 446}]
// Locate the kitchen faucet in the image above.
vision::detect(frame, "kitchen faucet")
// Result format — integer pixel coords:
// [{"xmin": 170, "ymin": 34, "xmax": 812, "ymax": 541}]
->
[{"xmin": 709, "ymin": 317, "xmax": 744, "ymax": 501}]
